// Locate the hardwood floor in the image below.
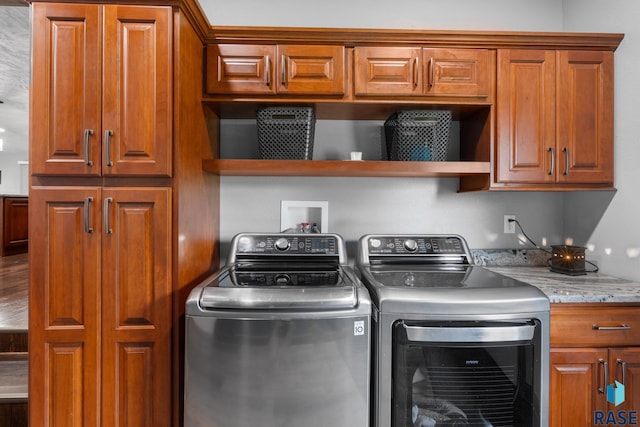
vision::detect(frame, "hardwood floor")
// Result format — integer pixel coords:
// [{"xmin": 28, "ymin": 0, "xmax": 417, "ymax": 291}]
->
[{"xmin": 0, "ymin": 253, "xmax": 28, "ymax": 427}]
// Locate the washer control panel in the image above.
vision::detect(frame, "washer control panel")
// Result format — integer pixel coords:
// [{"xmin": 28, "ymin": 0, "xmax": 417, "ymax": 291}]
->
[
  {"xmin": 234, "ymin": 234, "xmax": 339, "ymax": 256},
  {"xmin": 367, "ymin": 235, "xmax": 466, "ymax": 255}
]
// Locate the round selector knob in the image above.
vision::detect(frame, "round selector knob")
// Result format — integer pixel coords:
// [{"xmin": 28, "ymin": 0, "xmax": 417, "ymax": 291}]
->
[
  {"xmin": 274, "ymin": 237, "xmax": 291, "ymax": 251},
  {"xmin": 403, "ymin": 239, "xmax": 418, "ymax": 252}
]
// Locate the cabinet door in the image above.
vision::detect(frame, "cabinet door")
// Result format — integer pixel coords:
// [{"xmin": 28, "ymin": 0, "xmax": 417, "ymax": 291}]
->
[
  {"xmin": 30, "ymin": 3, "xmax": 102, "ymax": 176},
  {"xmin": 102, "ymin": 5, "xmax": 172, "ymax": 177},
  {"xmin": 353, "ymin": 46, "xmax": 422, "ymax": 96},
  {"xmin": 101, "ymin": 188, "xmax": 172, "ymax": 427},
  {"xmin": 608, "ymin": 348, "xmax": 640, "ymax": 414},
  {"xmin": 206, "ymin": 44, "xmax": 277, "ymax": 95},
  {"xmin": 495, "ymin": 49, "xmax": 556, "ymax": 184},
  {"xmin": 550, "ymin": 348, "xmax": 608, "ymax": 427},
  {"xmin": 1, "ymin": 197, "xmax": 29, "ymax": 256},
  {"xmin": 423, "ymin": 48, "xmax": 492, "ymax": 98},
  {"xmin": 29, "ymin": 187, "xmax": 102, "ymax": 427},
  {"xmin": 556, "ymin": 50, "xmax": 614, "ymax": 185},
  {"xmin": 277, "ymin": 45, "xmax": 345, "ymax": 95}
]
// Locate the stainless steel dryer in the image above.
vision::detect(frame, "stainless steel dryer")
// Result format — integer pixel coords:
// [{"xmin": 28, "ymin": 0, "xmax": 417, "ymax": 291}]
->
[
  {"xmin": 356, "ymin": 234, "xmax": 550, "ymax": 427},
  {"xmin": 184, "ymin": 233, "xmax": 371, "ymax": 427}
]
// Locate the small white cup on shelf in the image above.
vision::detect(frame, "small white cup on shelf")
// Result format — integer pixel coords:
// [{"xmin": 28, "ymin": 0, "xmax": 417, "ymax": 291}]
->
[{"xmin": 350, "ymin": 151, "xmax": 363, "ymax": 161}]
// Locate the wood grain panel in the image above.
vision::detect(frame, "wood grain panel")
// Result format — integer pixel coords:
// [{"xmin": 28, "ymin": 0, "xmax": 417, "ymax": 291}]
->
[
  {"xmin": 29, "ymin": 187, "xmax": 101, "ymax": 427},
  {"xmin": 1, "ymin": 197, "xmax": 28, "ymax": 256},
  {"xmin": 423, "ymin": 48, "xmax": 491, "ymax": 98},
  {"xmin": 30, "ymin": 3, "xmax": 101, "ymax": 176},
  {"xmin": 495, "ymin": 49, "xmax": 555, "ymax": 184},
  {"xmin": 103, "ymin": 5, "xmax": 172, "ymax": 177},
  {"xmin": 206, "ymin": 44, "xmax": 276, "ymax": 94},
  {"xmin": 550, "ymin": 348, "xmax": 608, "ymax": 427},
  {"xmin": 551, "ymin": 304, "xmax": 640, "ymax": 347},
  {"xmin": 353, "ymin": 46, "xmax": 421, "ymax": 96},
  {"xmin": 557, "ymin": 50, "xmax": 614, "ymax": 184},
  {"xmin": 101, "ymin": 187, "xmax": 171, "ymax": 427},
  {"xmin": 47, "ymin": 343, "xmax": 85, "ymax": 427},
  {"xmin": 277, "ymin": 45, "xmax": 344, "ymax": 95}
]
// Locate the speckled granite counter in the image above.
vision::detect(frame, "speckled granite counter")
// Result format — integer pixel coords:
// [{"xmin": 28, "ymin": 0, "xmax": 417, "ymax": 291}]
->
[
  {"xmin": 469, "ymin": 249, "xmax": 640, "ymax": 303},
  {"xmin": 486, "ymin": 266, "xmax": 640, "ymax": 304}
]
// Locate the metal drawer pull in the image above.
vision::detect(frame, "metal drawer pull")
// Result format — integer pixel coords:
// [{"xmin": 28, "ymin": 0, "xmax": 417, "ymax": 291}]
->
[
  {"xmin": 548, "ymin": 147, "xmax": 555, "ymax": 175},
  {"xmin": 104, "ymin": 130, "xmax": 114, "ymax": 167},
  {"xmin": 83, "ymin": 197, "xmax": 94, "ymax": 234},
  {"xmin": 428, "ymin": 57, "xmax": 434, "ymax": 89},
  {"xmin": 281, "ymin": 54, "xmax": 286, "ymax": 86},
  {"xmin": 83, "ymin": 129, "xmax": 94, "ymax": 166},
  {"xmin": 414, "ymin": 57, "xmax": 419, "ymax": 88},
  {"xmin": 617, "ymin": 359, "xmax": 627, "ymax": 387},
  {"xmin": 593, "ymin": 324, "xmax": 631, "ymax": 331},
  {"xmin": 104, "ymin": 197, "xmax": 113, "ymax": 234},
  {"xmin": 265, "ymin": 55, "xmax": 271, "ymax": 87},
  {"xmin": 598, "ymin": 359, "xmax": 608, "ymax": 394},
  {"xmin": 562, "ymin": 147, "xmax": 570, "ymax": 176}
]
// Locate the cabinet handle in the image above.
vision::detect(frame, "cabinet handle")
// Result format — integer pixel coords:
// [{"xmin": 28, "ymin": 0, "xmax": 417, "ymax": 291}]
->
[
  {"xmin": 103, "ymin": 197, "xmax": 113, "ymax": 234},
  {"xmin": 281, "ymin": 54, "xmax": 286, "ymax": 86},
  {"xmin": 548, "ymin": 147, "xmax": 555, "ymax": 176},
  {"xmin": 104, "ymin": 130, "xmax": 114, "ymax": 167},
  {"xmin": 428, "ymin": 57, "xmax": 434, "ymax": 89},
  {"xmin": 617, "ymin": 359, "xmax": 628, "ymax": 387},
  {"xmin": 598, "ymin": 358, "xmax": 609, "ymax": 394},
  {"xmin": 84, "ymin": 197, "xmax": 94, "ymax": 234},
  {"xmin": 83, "ymin": 129, "xmax": 94, "ymax": 166},
  {"xmin": 265, "ymin": 55, "xmax": 271, "ymax": 87},
  {"xmin": 593, "ymin": 324, "xmax": 631, "ymax": 331},
  {"xmin": 562, "ymin": 147, "xmax": 569, "ymax": 176},
  {"xmin": 413, "ymin": 57, "xmax": 419, "ymax": 88}
]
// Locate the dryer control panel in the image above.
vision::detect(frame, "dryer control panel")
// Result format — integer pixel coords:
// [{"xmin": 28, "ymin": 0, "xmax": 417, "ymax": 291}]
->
[{"xmin": 358, "ymin": 235, "xmax": 473, "ymax": 265}]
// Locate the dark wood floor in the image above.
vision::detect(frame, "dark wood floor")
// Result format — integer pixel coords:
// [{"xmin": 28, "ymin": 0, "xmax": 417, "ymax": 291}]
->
[{"xmin": 0, "ymin": 253, "xmax": 28, "ymax": 427}]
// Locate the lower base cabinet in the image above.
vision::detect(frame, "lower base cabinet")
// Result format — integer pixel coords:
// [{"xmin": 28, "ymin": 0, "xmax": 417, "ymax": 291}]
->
[
  {"xmin": 29, "ymin": 186, "xmax": 171, "ymax": 427},
  {"xmin": 550, "ymin": 304, "xmax": 640, "ymax": 426}
]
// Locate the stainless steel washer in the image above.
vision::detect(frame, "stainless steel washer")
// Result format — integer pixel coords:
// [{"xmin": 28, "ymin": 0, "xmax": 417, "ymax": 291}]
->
[
  {"xmin": 356, "ymin": 234, "xmax": 550, "ymax": 427},
  {"xmin": 184, "ymin": 233, "xmax": 371, "ymax": 427}
]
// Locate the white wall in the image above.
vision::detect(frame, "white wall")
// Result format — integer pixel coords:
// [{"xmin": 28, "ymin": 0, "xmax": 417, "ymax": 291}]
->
[
  {"xmin": 0, "ymin": 152, "xmax": 28, "ymax": 195},
  {"xmin": 202, "ymin": 0, "xmax": 569, "ymax": 255},
  {"xmin": 562, "ymin": 1, "xmax": 640, "ymax": 280}
]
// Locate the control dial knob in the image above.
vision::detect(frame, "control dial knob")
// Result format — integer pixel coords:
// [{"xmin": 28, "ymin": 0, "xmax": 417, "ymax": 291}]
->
[
  {"xmin": 274, "ymin": 238, "xmax": 291, "ymax": 251},
  {"xmin": 403, "ymin": 239, "xmax": 418, "ymax": 252}
]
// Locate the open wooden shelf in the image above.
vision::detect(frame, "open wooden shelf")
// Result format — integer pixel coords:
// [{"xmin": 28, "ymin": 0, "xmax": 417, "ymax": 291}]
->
[{"xmin": 202, "ymin": 159, "xmax": 491, "ymax": 177}]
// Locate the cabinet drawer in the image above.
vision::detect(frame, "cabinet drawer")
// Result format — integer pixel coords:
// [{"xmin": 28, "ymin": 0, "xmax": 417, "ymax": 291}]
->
[{"xmin": 551, "ymin": 304, "xmax": 640, "ymax": 347}]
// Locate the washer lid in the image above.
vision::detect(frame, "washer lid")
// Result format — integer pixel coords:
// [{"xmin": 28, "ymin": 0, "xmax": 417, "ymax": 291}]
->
[{"xmin": 198, "ymin": 265, "xmax": 359, "ymax": 310}]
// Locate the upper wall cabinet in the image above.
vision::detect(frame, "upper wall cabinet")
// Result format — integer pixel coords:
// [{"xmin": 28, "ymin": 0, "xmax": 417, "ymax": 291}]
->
[
  {"xmin": 206, "ymin": 44, "xmax": 345, "ymax": 96},
  {"xmin": 30, "ymin": 3, "xmax": 172, "ymax": 177},
  {"xmin": 494, "ymin": 49, "xmax": 614, "ymax": 189},
  {"xmin": 353, "ymin": 46, "xmax": 492, "ymax": 100}
]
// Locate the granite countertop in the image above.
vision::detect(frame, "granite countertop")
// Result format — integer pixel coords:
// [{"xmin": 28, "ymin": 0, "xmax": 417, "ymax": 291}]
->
[
  {"xmin": 486, "ymin": 266, "xmax": 640, "ymax": 304},
  {"xmin": 471, "ymin": 248, "xmax": 640, "ymax": 303}
]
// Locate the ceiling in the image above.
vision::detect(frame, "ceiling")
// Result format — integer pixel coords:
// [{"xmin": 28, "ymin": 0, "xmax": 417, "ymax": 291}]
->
[{"xmin": 0, "ymin": 5, "xmax": 30, "ymax": 156}]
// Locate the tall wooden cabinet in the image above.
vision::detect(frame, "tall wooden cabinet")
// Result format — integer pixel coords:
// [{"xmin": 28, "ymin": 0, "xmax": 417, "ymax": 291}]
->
[
  {"xmin": 29, "ymin": 1, "xmax": 218, "ymax": 426},
  {"xmin": 495, "ymin": 49, "xmax": 614, "ymax": 189}
]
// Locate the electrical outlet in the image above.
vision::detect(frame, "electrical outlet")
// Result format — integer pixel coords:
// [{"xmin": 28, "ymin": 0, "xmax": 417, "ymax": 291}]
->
[{"xmin": 504, "ymin": 215, "xmax": 516, "ymax": 234}]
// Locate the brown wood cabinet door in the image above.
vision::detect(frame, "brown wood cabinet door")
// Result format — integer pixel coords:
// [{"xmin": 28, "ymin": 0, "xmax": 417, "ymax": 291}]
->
[
  {"xmin": 495, "ymin": 49, "xmax": 556, "ymax": 184},
  {"xmin": 101, "ymin": 187, "xmax": 172, "ymax": 427},
  {"xmin": 608, "ymin": 348, "xmax": 640, "ymax": 414},
  {"xmin": 30, "ymin": 3, "xmax": 102, "ymax": 176},
  {"xmin": 277, "ymin": 45, "xmax": 345, "ymax": 95},
  {"xmin": 556, "ymin": 50, "xmax": 614, "ymax": 185},
  {"xmin": 550, "ymin": 348, "xmax": 608, "ymax": 427},
  {"xmin": 102, "ymin": 5, "xmax": 172, "ymax": 177},
  {"xmin": 206, "ymin": 44, "xmax": 277, "ymax": 95},
  {"xmin": 29, "ymin": 187, "xmax": 102, "ymax": 427},
  {"xmin": 1, "ymin": 197, "xmax": 29, "ymax": 256},
  {"xmin": 353, "ymin": 46, "xmax": 422, "ymax": 96},
  {"xmin": 423, "ymin": 48, "xmax": 491, "ymax": 98}
]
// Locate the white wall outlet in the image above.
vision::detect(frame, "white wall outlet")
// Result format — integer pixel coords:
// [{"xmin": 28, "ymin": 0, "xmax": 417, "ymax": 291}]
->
[
  {"xmin": 281, "ymin": 200, "xmax": 329, "ymax": 232},
  {"xmin": 504, "ymin": 215, "xmax": 516, "ymax": 234}
]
